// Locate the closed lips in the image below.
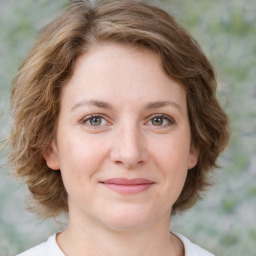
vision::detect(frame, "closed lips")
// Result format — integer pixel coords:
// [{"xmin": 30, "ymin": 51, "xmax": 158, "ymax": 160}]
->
[
  {"xmin": 100, "ymin": 178, "xmax": 155, "ymax": 194},
  {"xmin": 101, "ymin": 178, "xmax": 154, "ymax": 185}
]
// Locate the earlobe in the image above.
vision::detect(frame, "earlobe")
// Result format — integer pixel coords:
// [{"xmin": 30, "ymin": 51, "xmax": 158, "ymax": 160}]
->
[
  {"xmin": 188, "ymin": 146, "xmax": 198, "ymax": 169},
  {"xmin": 43, "ymin": 141, "xmax": 60, "ymax": 170}
]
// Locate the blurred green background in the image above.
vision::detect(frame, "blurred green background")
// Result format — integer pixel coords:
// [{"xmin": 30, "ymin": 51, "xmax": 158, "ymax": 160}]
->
[{"xmin": 0, "ymin": 0, "xmax": 255, "ymax": 255}]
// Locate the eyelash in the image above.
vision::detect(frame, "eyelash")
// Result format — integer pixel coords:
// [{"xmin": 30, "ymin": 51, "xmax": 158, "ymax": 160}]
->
[
  {"xmin": 79, "ymin": 114, "xmax": 109, "ymax": 127},
  {"xmin": 79, "ymin": 113, "xmax": 176, "ymax": 128},
  {"xmin": 146, "ymin": 114, "xmax": 176, "ymax": 127}
]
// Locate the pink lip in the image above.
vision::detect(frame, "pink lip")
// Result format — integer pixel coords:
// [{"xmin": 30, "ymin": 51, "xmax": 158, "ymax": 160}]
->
[{"xmin": 100, "ymin": 178, "xmax": 155, "ymax": 194}]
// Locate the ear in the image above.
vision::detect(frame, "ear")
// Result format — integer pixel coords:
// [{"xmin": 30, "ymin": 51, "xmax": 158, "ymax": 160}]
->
[
  {"xmin": 188, "ymin": 146, "xmax": 198, "ymax": 170},
  {"xmin": 43, "ymin": 141, "xmax": 60, "ymax": 170}
]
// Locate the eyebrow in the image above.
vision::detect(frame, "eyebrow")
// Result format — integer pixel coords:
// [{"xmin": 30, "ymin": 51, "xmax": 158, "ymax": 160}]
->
[
  {"xmin": 71, "ymin": 100, "xmax": 113, "ymax": 111},
  {"xmin": 71, "ymin": 99, "xmax": 182, "ymax": 113},
  {"xmin": 145, "ymin": 101, "xmax": 183, "ymax": 113}
]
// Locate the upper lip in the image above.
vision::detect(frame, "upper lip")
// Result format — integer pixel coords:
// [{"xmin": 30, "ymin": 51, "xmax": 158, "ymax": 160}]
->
[{"xmin": 100, "ymin": 178, "xmax": 155, "ymax": 185}]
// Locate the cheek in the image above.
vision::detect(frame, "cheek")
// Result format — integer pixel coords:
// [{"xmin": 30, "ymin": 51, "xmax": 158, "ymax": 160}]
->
[
  {"xmin": 150, "ymin": 134, "xmax": 190, "ymax": 194},
  {"xmin": 57, "ymin": 133, "xmax": 109, "ymax": 189},
  {"xmin": 152, "ymin": 134, "xmax": 191, "ymax": 170},
  {"xmin": 158, "ymin": 145, "xmax": 189, "ymax": 203}
]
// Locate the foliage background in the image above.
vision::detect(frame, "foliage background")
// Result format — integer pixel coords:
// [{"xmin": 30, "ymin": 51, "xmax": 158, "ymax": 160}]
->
[{"xmin": 0, "ymin": 0, "xmax": 255, "ymax": 255}]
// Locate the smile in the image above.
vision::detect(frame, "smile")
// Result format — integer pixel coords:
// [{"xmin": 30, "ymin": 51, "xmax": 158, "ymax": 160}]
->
[{"xmin": 100, "ymin": 178, "xmax": 155, "ymax": 194}]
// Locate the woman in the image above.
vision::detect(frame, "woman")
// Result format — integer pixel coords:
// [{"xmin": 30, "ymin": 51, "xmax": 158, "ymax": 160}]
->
[{"xmin": 9, "ymin": 0, "xmax": 229, "ymax": 255}]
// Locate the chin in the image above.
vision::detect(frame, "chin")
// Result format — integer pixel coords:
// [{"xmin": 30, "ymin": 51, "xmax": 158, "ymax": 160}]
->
[{"xmin": 101, "ymin": 206, "xmax": 158, "ymax": 232}]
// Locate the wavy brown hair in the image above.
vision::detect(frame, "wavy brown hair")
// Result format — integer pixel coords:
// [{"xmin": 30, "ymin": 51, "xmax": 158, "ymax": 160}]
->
[{"xmin": 8, "ymin": 0, "xmax": 229, "ymax": 218}]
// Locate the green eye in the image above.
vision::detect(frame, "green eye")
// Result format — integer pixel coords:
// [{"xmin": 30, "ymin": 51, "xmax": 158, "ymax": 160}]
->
[
  {"xmin": 152, "ymin": 117, "xmax": 164, "ymax": 126},
  {"xmin": 149, "ymin": 114, "xmax": 175, "ymax": 127},
  {"xmin": 89, "ymin": 116, "xmax": 102, "ymax": 126},
  {"xmin": 81, "ymin": 114, "xmax": 108, "ymax": 128}
]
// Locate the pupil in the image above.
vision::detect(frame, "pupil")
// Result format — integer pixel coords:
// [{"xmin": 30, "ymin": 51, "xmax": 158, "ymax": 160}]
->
[
  {"xmin": 153, "ymin": 117, "xmax": 163, "ymax": 126},
  {"xmin": 90, "ymin": 117, "xmax": 101, "ymax": 126}
]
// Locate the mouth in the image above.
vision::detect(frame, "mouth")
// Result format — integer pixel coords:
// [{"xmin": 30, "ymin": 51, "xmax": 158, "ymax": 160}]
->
[{"xmin": 100, "ymin": 178, "xmax": 155, "ymax": 194}]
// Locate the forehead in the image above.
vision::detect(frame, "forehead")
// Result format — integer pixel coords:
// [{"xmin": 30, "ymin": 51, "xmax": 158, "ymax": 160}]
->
[
  {"xmin": 75, "ymin": 42, "xmax": 162, "ymax": 74},
  {"xmin": 61, "ymin": 42, "xmax": 187, "ymax": 112},
  {"xmin": 69, "ymin": 42, "xmax": 180, "ymax": 89}
]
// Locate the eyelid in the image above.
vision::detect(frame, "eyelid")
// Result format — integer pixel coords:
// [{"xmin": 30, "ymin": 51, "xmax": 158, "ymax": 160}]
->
[
  {"xmin": 78, "ymin": 113, "xmax": 176, "ymax": 128},
  {"xmin": 79, "ymin": 113, "xmax": 111, "ymax": 127},
  {"xmin": 146, "ymin": 114, "xmax": 176, "ymax": 126}
]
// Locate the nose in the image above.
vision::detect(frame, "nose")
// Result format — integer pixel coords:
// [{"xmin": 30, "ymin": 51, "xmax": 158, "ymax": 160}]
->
[{"xmin": 110, "ymin": 125, "xmax": 147, "ymax": 169}]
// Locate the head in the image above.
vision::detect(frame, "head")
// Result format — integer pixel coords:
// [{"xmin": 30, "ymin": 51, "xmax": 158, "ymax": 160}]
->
[{"xmin": 9, "ymin": 0, "xmax": 229, "ymax": 218}]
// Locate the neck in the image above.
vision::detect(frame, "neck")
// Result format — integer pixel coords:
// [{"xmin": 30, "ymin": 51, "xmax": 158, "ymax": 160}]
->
[{"xmin": 57, "ymin": 212, "xmax": 184, "ymax": 256}]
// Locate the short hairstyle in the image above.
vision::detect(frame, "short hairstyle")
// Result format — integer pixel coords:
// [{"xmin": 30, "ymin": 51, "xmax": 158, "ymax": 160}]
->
[{"xmin": 8, "ymin": 0, "xmax": 229, "ymax": 218}]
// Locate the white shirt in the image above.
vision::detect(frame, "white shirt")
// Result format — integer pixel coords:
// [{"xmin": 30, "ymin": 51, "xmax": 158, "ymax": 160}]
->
[{"xmin": 17, "ymin": 233, "xmax": 215, "ymax": 256}]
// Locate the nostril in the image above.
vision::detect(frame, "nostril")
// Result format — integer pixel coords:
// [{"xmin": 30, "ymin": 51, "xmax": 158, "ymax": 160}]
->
[
  {"xmin": 113, "ymin": 158, "xmax": 145, "ymax": 169},
  {"xmin": 109, "ymin": 133, "xmax": 147, "ymax": 168}
]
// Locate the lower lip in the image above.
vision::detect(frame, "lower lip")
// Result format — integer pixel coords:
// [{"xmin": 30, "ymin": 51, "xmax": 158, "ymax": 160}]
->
[{"xmin": 102, "ymin": 183, "xmax": 154, "ymax": 194}]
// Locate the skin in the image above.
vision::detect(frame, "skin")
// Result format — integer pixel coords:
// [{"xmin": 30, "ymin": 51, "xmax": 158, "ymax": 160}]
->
[{"xmin": 44, "ymin": 42, "xmax": 198, "ymax": 256}]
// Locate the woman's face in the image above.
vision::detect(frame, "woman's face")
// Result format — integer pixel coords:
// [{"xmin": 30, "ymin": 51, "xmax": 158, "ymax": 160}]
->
[{"xmin": 45, "ymin": 43, "xmax": 197, "ymax": 231}]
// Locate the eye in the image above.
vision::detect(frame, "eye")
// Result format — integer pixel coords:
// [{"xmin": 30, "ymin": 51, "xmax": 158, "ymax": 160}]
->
[
  {"xmin": 80, "ymin": 114, "xmax": 108, "ymax": 127},
  {"xmin": 148, "ymin": 114, "xmax": 175, "ymax": 127},
  {"xmin": 89, "ymin": 116, "xmax": 103, "ymax": 126},
  {"xmin": 151, "ymin": 116, "xmax": 165, "ymax": 126}
]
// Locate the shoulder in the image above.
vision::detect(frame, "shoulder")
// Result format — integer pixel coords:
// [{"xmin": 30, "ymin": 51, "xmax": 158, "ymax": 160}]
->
[
  {"xmin": 16, "ymin": 241, "xmax": 47, "ymax": 256},
  {"xmin": 173, "ymin": 232, "xmax": 215, "ymax": 256},
  {"xmin": 16, "ymin": 233, "xmax": 64, "ymax": 256}
]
